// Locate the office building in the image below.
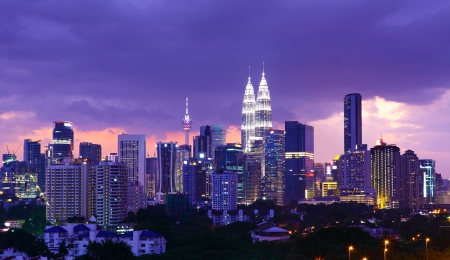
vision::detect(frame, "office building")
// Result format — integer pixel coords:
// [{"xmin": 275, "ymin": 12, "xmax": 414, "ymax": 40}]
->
[
  {"xmin": 175, "ymin": 144, "xmax": 191, "ymax": 192},
  {"xmin": 23, "ymin": 139, "xmax": 45, "ymax": 192},
  {"xmin": 344, "ymin": 93, "xmax": 362, "ymax": 153},
  {"xmin": 182, "ymin": 158, "xmax": 207, "ymax": 205},
  {"xmin": 105, "ymin": 152, "xmax": 119, "ymax": 162},
  {"xmin": 95, "ymin": 161, "xmax": 128, "ymax": 227},
  {"xmin": 215, "ymin": 143, "xmax": 245, "ymax": 202},
  {"xmin": 241, "ymin": 75, "xmax": 256, "ymax": 153},
  {"xmin": 146, "ymin": 157, "xmax": 157, "ymax": 198},
  {"xmin": 212, "ymin": 171, "xmax": 238, "ymax": 210},
  {"xmin": 283, "ymin": 121, "xmax": 314, "ymax": 205},
  {"xmin": 52, "ymin": 121, "xmax": 74, "ymax": 161},
  {"xmin": 321, "ymin": 182, "xmax": 338, "ymax": 197},
  {"xmin": 370, "ymin": 139, "xmax": 401, "ymax": 209},
  {"xmin": 156, "ymin": 142, "xmax": 177, "ymax": 202},
  {"xmin": 336, "ymin": 146, "xmax": 370, "ymax": 189},
  {"xmin": 46, "ymin": 157, "xmax": 88, "ymax": 223},
  {"xmin": 399, "ymin": 150, "xmax": 422, "ymax": 210},
  {"xmin": 127, "ymin": 180, "xmax": 147, "ymax": 213},
  {"xmin": 193, "ymin": 125, "xmax": 212, "ymax": 159},
  {"xmin": 263, "ymin": 130, "xmax": 285, "ymax": 205},
  {"xmin": 419, "ymin": 159, "xmax": 436, "ymax": 204},
  {"xmin": 210, "ymin": 124, "xmax": 226, "ymax": 157},
  {"xmin": 181, "ymin": 97, "xmax": 193, "ymax": 145},
  {"xmin": 255, "ymin": 68, "xmax": 272, "ymax": 138},
  {"xmin": 118, "ymin": 134, "xmax": 146, "ymax": 193},
  {"xmin": 79, "ymin": 142, "xmax": 102, "ymax": 166}
]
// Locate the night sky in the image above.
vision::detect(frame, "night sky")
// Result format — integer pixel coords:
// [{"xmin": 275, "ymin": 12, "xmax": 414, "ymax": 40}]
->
[{"xmin": 1, "ymin": 1, "xmax": 449, "ymax": 176}]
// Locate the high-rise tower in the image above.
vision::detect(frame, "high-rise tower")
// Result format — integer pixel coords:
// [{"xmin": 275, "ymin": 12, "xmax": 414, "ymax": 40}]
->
[
  {"xmin": 344, "ymin": 93, "xmax": 362, "ymax": 153},
  {"xmin": 182, "ymin": 97, "xmax": 193, "ymax": 146},
  {"xmin": 241, "ymin": 74, "xmax": 256, "ymax": 153},
  {"xmin": 52, "ymin": 121, "xmax": 74, "ymax": 161},
  {"xmin": 255, "ymin": 64, "xmax": 272, "ymax": 138}
]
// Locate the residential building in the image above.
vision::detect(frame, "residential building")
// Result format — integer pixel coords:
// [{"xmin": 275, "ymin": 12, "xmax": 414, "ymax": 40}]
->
[
  {"xmin": 212, "ymin": 171, "xmax": 238, "ymax": 210},
  {"xmin": 210, "ymin": 124, "xmax": 226, "ymax": 158},
  {"xmin": 182, "ymin": 158, "xmax": 207, "ymax": 205},
  {"xmin": 118, "ymin": 134, "xmax": 146, "ymax": 193},
  {"xmin": 399, "ymin": 150, "xmax": 422, "ymax": 210}
]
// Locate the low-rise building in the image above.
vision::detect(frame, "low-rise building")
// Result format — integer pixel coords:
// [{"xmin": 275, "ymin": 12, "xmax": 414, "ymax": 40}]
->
[
  {"xmin": 207, "ymin": 209, "xmax": 274, "ymax": 225},
  {"xmin": 251, "ymin": 226, "xmax": 290, "ymax": 243}
]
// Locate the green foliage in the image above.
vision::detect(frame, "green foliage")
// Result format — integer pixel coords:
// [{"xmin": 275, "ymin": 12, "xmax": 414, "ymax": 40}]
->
[
  {"xmin": 0, "ymin": 229, "xmax": 50, "ymax": 257},
  {"xmin": 77, "ymin": 240, "xmax": 134, "ymax": 260}
]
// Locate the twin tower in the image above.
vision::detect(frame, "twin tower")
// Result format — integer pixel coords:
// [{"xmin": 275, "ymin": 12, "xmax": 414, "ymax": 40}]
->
[{"xmin": 241, "ymin": 66, "xmax": 272, "ymax": 153}]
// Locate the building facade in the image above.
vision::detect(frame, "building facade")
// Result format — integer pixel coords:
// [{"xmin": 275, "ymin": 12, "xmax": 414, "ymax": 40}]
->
[
  {"xmin": 419, "ymin": 159, "xmax": 436, "ymax": 204},
  {"xmin": 255, "ymin": 69, "xmax": 272, "ymax": 138},
  {"xmin": 156, "ymin": 142, "xmax": 177, "ymax": 202},
  {"xmin": 118, "ymin": 134, "xmax": 146, "ymax": 192},
  {"xmin": 241, "ymin": 76, "xmax": 256, "ymax": 153},
  {"xmin": 52, "ymin": 121, "xmax": 74, "ymax": 161},
  {"xmin": 399, "ymin": 150, "xmax": 422, "ymax": 210},
  {"xmin": 79, "ymin": 142, "xmax": 102, "ymax": 166},
  {"xmin": 344, "ymin": 93, "xmax": 362, "ymax": 153},
  {"xmin": 210, "ymin": 124, "xmax": 226, "ymax": 158},
  {"xmin": 214, "ymin": 143, "xmax": 245, "ymax": 202},
  {"xmin": 263, "ymin": 130, "xmax": 285, "ymax": 205},
  {"xmin": 212, "ymin": 171, "xmax": 238, "ymax": 210},
  {"xmin": 182, "ymin": 158, "xmax": 207, "ymax": 205}
]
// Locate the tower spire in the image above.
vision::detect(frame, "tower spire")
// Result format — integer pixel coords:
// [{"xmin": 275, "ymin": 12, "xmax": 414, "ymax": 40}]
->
[
  {"xmin": 255, "ymin": 62, "xmax": 272, "ymax": 138},
  {"xmin": 182, "ymin": 96, "xmax": 193, "ymax": 145}
]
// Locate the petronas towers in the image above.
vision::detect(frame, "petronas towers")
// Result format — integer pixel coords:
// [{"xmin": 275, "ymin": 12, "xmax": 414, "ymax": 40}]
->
[{"xmin": 241, "ymin": 66, "xmax": 272, "ymax": 153}]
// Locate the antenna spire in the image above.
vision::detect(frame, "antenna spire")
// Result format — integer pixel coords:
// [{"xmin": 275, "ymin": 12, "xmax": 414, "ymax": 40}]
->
[
  {"xmin": 185, "ymin": 96, "xmax": 189, "ymax": 115},
  {"xmin": 262, "ymin": 62, "xmax": 265, "ymax": 76},
  {"xmin": 248, "ymin": 66, "xmax": 251, "ymax": 79}
]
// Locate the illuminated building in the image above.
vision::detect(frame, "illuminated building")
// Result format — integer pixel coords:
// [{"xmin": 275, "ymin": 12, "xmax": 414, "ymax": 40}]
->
[
  {"xmin": 182, "ymin": 158, "xmax": 207, "ymax": 205},
  {"xmin": 24, "ymin": 139, "xmax": 45, "ymax": 192},
  {"xmin": 336, "ymin": 145, "xmax": 370, "ymax": 190},
  {"xmin": 263, "ymin": 130, "xmax": 285, "ymax": 205},
  {"xmin": 146, "ymin": 157, "xmax": 157, "ymax": 198},
  {"xmin": 156, "ymin": 142, "xmax": 177, "ymax": 202},
  {"xmin": 175, "ymin": 145, "xmax": 190, "ymax": 193},
  {"xmin": 181, "ymin": 96, "xmax": 193, "ymax": 146},
  {"xmin": 46, "ymin": 157, "xmax": 88, "ymax": 223},
  {"xmin": 52, "ymin": 121, "xmax": 74, "ymax": 161},
  {"xmin": 79, "ymin": 142, "xmax": 102, "ymax": 166},
  {"xmin": 370, "ymin": 139, "xmax": 401, "ymax": 209},
  {"xmin": 399, "ymin": 150, "xmax": 422, "ymax": 210},
  {"xmin": 241, "ymin": 75, "xmax": 256, "ymax": 153},
  {"xmin": 321, "ymin": 182, "xmax": 337, "ymax": 197},
  {"xmin": 1, "ymin": 160, "xmax": 38, "ymax": 198},
  {"xmin": 344, "ymin": 94, "xmax": 362, "ymax": 153},
  {"xmin": 127, "ymin": 180, "xmax": 147, "ymax": 213},
  {"xmin": 339, "ymin": 187, "xmax": 376, "ymax": 206},
  {"xmin": 419, "ymin": 159, "xmax": 436, "ymax": 204},
  {"xmin": 212, "ymin": 170, "xmax": 238, "ymax": 210},
  {"xmin": 255, "ymin": 66, "xmax": 273, "ymax": 138},
  {"xmin": 214, "ymin": 143, "xmax": 245, "ymax": 202},
  {"xmin": 118, "ymin": 134, "xmax": 146, "ymax": 194},
  {"xmin": 210, "ymin": 124, "xmax": 226, "ymax": 157},
  {"xmin": 244, "ymin": 139, "xmax": 263, "ymax": 204},
  {"xmin": 193, "ymin": 125, "xmax": 211, "ymax": 159},
  {"xmin": 95, "ymin": 161, "xmax": 128, "ymax": 227},
  {"xmin": 283, "ymin": 121, "xmax": 314, "ymax": 205}
]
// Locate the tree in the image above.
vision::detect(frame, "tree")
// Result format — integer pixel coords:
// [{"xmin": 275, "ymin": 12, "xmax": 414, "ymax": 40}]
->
[
  {"xmin": 78, "ymin": 239, "xmax": 134, "ymax": 260},
  {"xmin": 58, "ymin": 239, "xmax": 69, "ymax": 258}
]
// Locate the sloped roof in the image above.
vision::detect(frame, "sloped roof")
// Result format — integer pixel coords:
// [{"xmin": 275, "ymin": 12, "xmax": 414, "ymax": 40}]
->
[
  {"xmin": 96, "ymin": 231, "xmax": 118, "ymax": 238},
  {"xmin": 77, "ymin": 232, "xmax": 90, "ymax": 238},
  {"xmin": 263, "ymin": 227, "xmax": 289, "ymax": 233},
  {"xmin": 74, "ymin": 224, "xmax": 91, "ymax": 232},
  {"xmin": 44, "ymin": 226, "xmax": 68, "ymax": 233},
  {"xmin": 140, "ymin": 230, "xmax": 163, "ymax": 238},
  {"xmin": 122, "ymin": 231, "xmax": 133, "ymax": 238}
]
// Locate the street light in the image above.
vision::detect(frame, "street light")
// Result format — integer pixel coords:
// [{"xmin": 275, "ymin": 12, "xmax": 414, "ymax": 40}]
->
[
  {"xmin": 384, "ymin": 240, "xmax": 389, "ymax": 260},
  {"xmin": 349, "ymin": 246, "xmax": 353, "ymax": 260},
  {"xmin": 426, "ymin": 238, "xmax": 430, "ymax": 260}
]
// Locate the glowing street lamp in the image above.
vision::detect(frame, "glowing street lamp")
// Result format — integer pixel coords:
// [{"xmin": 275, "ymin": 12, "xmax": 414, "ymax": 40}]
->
[
  {"xmin": 348, "ymin": 246, "xmax": 353, "ymax": 260},
  {"xmin": 426, "ymin": 238, "xmax": 430, "ymax": 260},
  {"xmin": 384, "ymin": 240, "xmax": 389, "ymax": 260}
]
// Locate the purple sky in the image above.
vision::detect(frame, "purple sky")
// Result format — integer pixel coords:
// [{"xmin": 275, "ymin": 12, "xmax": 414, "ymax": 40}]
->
[{"xmin": 1, "ymin": 1, "xmax": 450, "ymax": 176}]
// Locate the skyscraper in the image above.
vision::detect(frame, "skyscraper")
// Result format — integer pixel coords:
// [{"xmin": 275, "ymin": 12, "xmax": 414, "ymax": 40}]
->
[
  {"xmin": 344, "ymin": 94, "xmax": 362, "ymax": 153},
  {"xmin": 156, "ymin": 142, "xmax": 177, "ymax": 202},
  {"xmin": 244, "ymin": 140, "xmax": 262, "ymax": 204},
  {"xmin": 370, "ymin": 139, "xmax": 401, "ymax": 209},
  {"xmin": 241, "ymin": 75, "xmax": 256, "ymax": 153},
  {"xmin": 336, "ymin": 146, "xmax": 370, "ymax": 189},
  {"xmin": 182, "ymin": 158, "xmax": 207, "ymax": 205},
  {"xmin": 52, "ymin": 121, "xmax": 74, "ymax": 161},
  {"xmin": 255, "ymin": 66, "xmax": 272, "ymax": 138},
  {"xmin": 175, "ymin": 144, "xmax": 191, "ymax": 192},
  {"xmin": 284, "ymin": 121, "xmax": 314, "ymax": 205},
  {"xmin": 214, "ymin": 143, "xmax": 245, "ymax": 202},
  {"xmin": 212, "ymin": 171, "xmax": 238, "ymax": 210},
  {"xmin": 146, "ymin": 157, "xmax": 157, "ymax": 198},
  {"xmin": 118, "ymin": 134, "xmax": 146, "ymax": 189},
  {"xmin": 399, "ymin": 150, "xmax": 422, "ymax": 210},
  {"xmin": 23, "ymin": 139, "xmax": 45, "ymax": 191},
  {"xmin": 181, "ymin": 97, "xmax": 193, "ymax": 146},
  {"xmin": 263, "ymin": 130, "xmax": 285, "ymax": 205},
  {"xmin": 419, "ymin": 159, "xmax": 436, "ymax": 204},
  {"xmin": 95, "ymin": 161, "xmax": 128, "ymax": 227},
  {"xmin": 79, "ymin": 142, "xmax": 102, "ymax": 166},
  {"xmin": 193, "ymin": 125, "xmax": 211, "ymax": 159},
  {"xmin": 210, "ymin": 124, "xmax": 226, "ymax": 157}
]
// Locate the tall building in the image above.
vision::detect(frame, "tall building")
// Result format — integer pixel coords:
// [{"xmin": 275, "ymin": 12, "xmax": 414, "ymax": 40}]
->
[
  {"xmin": 175, "ymin": 145, "xmax": 191, "ymax": 192},
  {"xmin": 146, "ymin": 157, "xmax": 157, "ymax": 198},
  {"xmin": 244, "ymin": 140, "xmax": 263, "ymax": 204},
  {"xmin": 79, "ymin": 142, "xmax": 102, "ymax": 166},
  {"xmin": 52, "ymin": 121, "xmax": 74, "ymax": 161},
  {"xmin": 127, "ymin": 180, "xmax": 147, "ymax": 213},
  {"xmin": 399, "ymin": 150, "xmax": 422, "ymax": 210},
  {"xmin": 419, "ymin": 159, "xmax": 436, "ymax": 204},
  {"xmin": 193, "ymin": 125, "xmax": 211, "ymax": 159},
  {"xmin": 370, "ymin": 139, "xmax": 401, "ymax": 209},
  {"xmin": 214, "ymin": 143, "xmax": 245, "ymax": 202},
  {"xmin": 95, "ymin": 161, "xmax": 128, "ymax": 227},
  {"xmin": 118, "ymin": 134, "xmax": 146, "ymax": 191},
  {"xmin": 23, "ymin": 139, "xmax": 45, "ymax": 192},
  {"xmin": 156, "ymin": 142, "xmax": 177, "ymax": 202},
  {"xmin": 344, "ymin": 94, "xmax": 362, "ymax": 153},
  {"xmin": 182, "ymin": 158, "xmax": 207, "ymax": 205},
  {"xmin": 181, "ymin": 97, "xmax": 193, "ymax": 146},
  {"xmin": 283, "ymin": 121, "xmax": 314, "ymax": 205},
  {"xmin": 255, "ymin": 67, "xmax": 272, "ymax": 138},
  {"xmin": 210, "ymin": 124, "xmax": 226, "ymax": 157},
  {"xmin": 263, "ymin": 130, "xmax": 285, "ymax": 205},
  {"xmin": 241, "ymin": 75, "xmax": 256, "ymax": 153},
  {"xmin": 212, "ymin": 171, "xmax": 238, "ymax": 210},
  {"xmin": 336, "ymin": 146, "xmax": 370, "ymax": 189},
  {"xmin": 46, "ymin": 158, "xmax": 88, "ymax": 223}
]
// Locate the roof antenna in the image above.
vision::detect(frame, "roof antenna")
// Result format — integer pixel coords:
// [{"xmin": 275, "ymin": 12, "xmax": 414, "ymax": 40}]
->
[
  {"xmin": 248, "ymin": 66, "xmax": 251, "ymax": 79},
  {"xmin": 262, "ymin": 62, "xmax": 265, "ymax": 76}
]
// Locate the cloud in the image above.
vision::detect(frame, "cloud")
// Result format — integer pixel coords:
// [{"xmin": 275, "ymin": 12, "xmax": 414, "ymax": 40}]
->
[{"xmin": 0, "ymin": 111, "xmax": 35, "ymax": 120}]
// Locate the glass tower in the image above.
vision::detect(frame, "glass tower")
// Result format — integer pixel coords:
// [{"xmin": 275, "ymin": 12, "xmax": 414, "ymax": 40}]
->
[
  {"xmin": 52, "ymin": 121, "xmax": 74, "ymax": 161},
  {"xmin": 79, "ymin": 142, "xmax": 102, "ymax": 166},
  {"xmin": 419, "ymin": 159, "xmax": 435, "ymax": 204},
  {"xmin": 255, "ymin": 68, "xmax": 272, "ymax": 138},
  {"xmin": 214, "ymin": 143, "xmax": 245, "ymax": 202},
  {"xmin": 241, "ymin": 76, "xmax": 256, "ymax": 153},
  {"xmin": 344, "ymin": 93, "xmax": 362, "ymax": 153},
  {"xmin": 263, "ymin": 130, "xmax": 285, "ymax": 205}
]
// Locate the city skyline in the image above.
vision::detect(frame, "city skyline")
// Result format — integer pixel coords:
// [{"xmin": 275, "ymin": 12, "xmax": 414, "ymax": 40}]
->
[{"xmin": 0, "ymin": 1, "xmax": 449, "ymax": 176}]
